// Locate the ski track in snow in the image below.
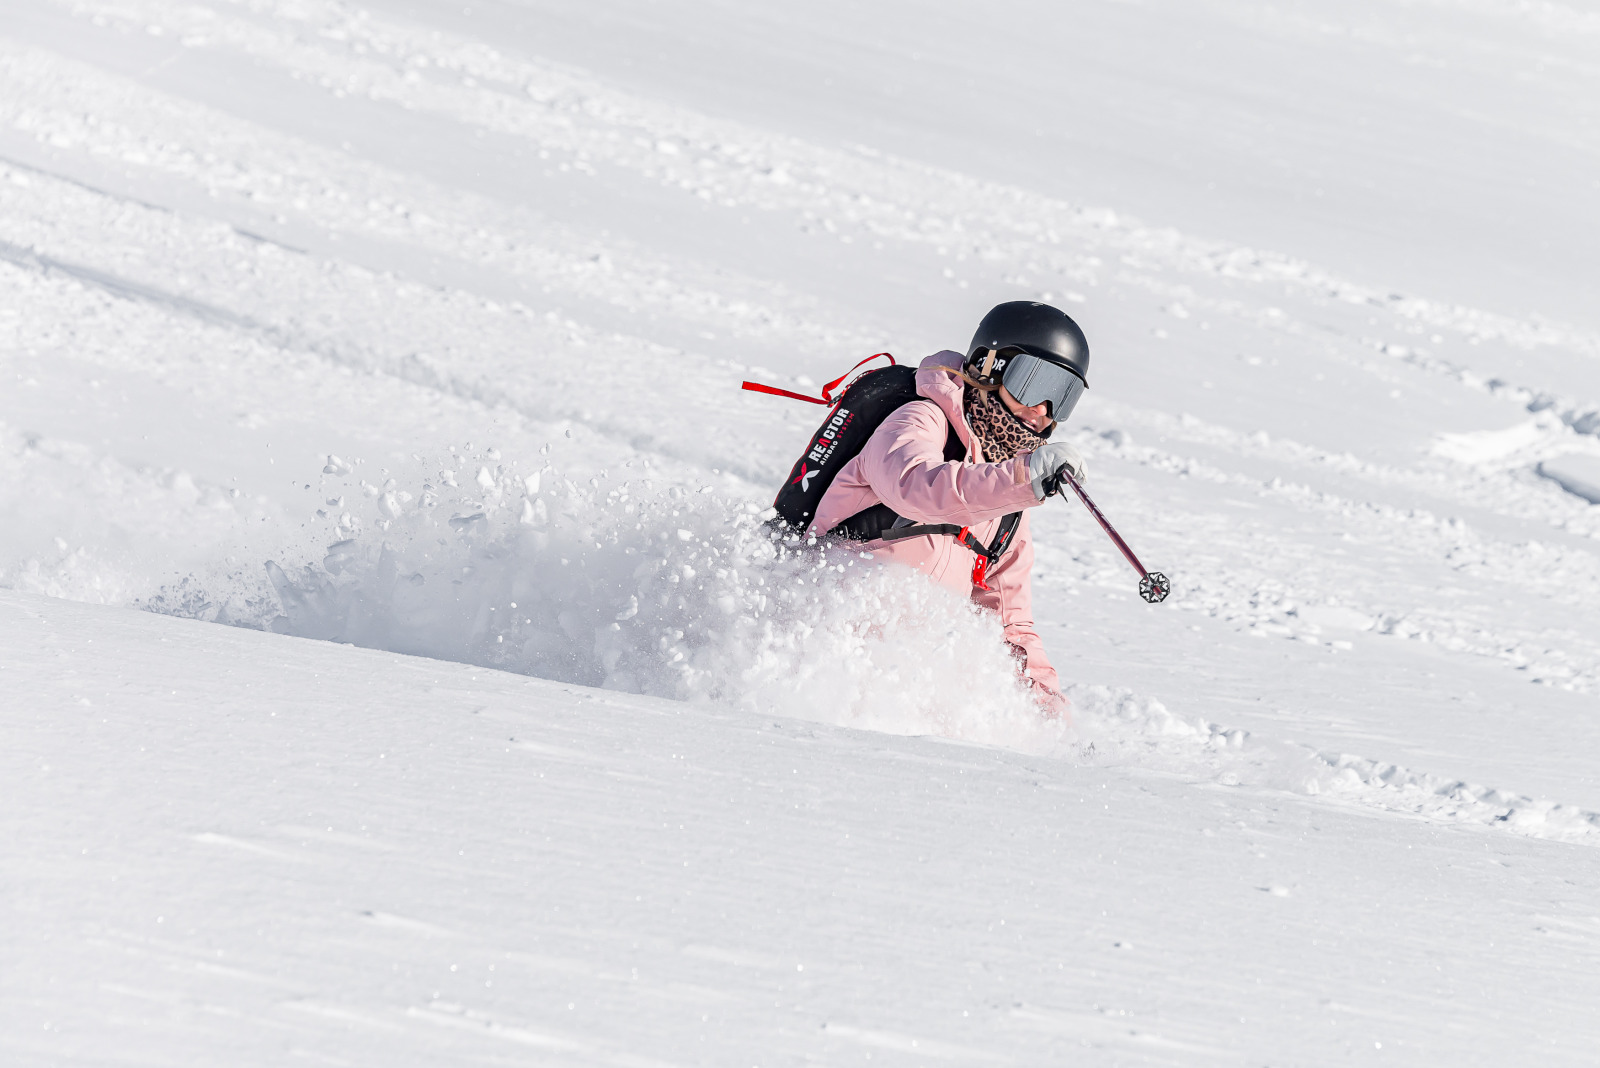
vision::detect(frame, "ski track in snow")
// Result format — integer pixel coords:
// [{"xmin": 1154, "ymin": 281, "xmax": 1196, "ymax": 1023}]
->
[{"xmin": 4, "ymin": 4, "xmax": 1600, "ymax": 848}]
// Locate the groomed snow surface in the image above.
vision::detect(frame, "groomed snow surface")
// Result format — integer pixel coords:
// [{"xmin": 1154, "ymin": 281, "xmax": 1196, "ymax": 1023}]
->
[{"xmin": 3, "ymin": 0, "xmax": 1600, "ymax": 1063}]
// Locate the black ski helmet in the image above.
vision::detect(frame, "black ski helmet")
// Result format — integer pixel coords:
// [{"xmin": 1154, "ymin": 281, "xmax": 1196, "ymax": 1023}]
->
[{"xmin": 965, "ymin": 301, "xmax": 1090, "ymax": 388}]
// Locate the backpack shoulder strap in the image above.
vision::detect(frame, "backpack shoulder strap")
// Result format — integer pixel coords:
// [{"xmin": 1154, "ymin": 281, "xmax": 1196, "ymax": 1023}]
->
[{"xmin": 881, "ymin": 510, "xmax": 1023, "ymax": 592}]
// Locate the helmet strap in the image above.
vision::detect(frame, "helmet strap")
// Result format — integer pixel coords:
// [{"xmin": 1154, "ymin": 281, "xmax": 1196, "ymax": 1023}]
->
[
  {"xmin": 979, "ymin": 350, "xmax": 997, "ymax": 380},
  {"xmin": 941, "ymin": 366, "xmax": 999, "ymax": 391}
]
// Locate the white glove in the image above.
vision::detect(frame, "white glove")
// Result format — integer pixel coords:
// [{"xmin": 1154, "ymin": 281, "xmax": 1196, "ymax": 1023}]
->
[{"xmin": 1026, "ymin": 441, "xmax": 1086, "ymax": 500}]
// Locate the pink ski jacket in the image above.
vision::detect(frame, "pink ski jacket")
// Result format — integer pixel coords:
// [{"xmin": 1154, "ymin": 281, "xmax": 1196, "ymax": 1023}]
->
[{"xmin": 808, "ymin": 350, "xmax": 1062, "ymax": 701}]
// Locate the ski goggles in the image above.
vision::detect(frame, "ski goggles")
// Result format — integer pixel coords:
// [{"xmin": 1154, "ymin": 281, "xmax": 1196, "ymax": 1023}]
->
[{"xmin": 997, "ymin": 350, "xmax": 1086, "ymax": 423}]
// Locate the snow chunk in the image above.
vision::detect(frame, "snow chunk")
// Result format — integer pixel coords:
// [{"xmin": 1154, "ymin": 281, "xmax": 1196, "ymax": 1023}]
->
[
  {"xmin": 1537, "ymin": 454, "xmax": 1600, "ymax": 504},
  {"xmin": 1431, "ymin": 420, "xmax": 1547, "ymax": 465}
]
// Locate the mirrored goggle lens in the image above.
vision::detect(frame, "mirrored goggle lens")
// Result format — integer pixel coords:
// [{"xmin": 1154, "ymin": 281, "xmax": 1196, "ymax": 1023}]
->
[{"xmin": 1002, "ymin": 352, "xmax": 1085, "ymax": 422}]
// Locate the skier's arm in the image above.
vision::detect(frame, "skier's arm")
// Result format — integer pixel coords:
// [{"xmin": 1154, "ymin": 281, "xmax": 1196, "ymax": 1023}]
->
[
  {"xmin": 969, "ymin": 511, "xmax": 1065, "ymax": 708},
  {"xmin": 861, "ymin": 401, "xmax": 1040, "ymax": 526}
]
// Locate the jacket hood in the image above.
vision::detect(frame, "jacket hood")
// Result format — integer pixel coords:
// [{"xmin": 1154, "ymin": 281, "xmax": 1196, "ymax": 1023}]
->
[{"xmin": 914, "ymin": 350, "xmax": 974, "ymax": 455}]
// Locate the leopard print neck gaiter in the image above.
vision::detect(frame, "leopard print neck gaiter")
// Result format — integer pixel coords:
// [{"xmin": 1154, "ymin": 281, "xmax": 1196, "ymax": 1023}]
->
[{"xmin": 962, "ymin": 384, "xmax": 1050, "ymax": 463}]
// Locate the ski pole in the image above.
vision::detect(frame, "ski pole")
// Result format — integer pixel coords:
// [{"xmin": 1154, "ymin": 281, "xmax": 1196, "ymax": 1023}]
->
[{"xmin": 1055, "ymin": 470, "xmax": 1170, "ymax": 604}]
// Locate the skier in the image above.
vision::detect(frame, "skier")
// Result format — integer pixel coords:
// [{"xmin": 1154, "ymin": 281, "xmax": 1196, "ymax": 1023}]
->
[{"xmin": 806, "ymin": 301, "xmax": 1090, "ymax": 719}]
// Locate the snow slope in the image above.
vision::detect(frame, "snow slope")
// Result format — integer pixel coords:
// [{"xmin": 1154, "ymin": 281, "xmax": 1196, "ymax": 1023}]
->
[
  {"xmin": 4, "ymin": 0, "xmax": 1600, "ymax": 1060},
  {"xmin": 8, "ymin": 590, "xmax": 1600, "ymax": 1065}
]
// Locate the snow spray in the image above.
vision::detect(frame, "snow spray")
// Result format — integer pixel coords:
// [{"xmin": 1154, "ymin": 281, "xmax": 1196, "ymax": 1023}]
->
[{"xmin": 257, "ymin": 456, "xmax": 1066, "ymax": 750}]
